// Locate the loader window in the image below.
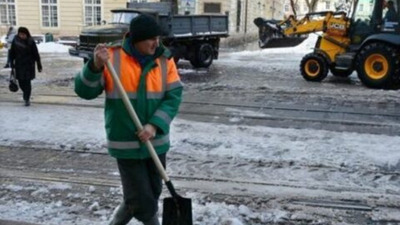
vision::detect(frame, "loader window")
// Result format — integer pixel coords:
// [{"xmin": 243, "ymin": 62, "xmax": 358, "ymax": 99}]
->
[
  {"xmin": 353, "ymin": 0, "xmax": 375, "ymax": 23},
  {"xmin": 350, "ymin": 0, "xmax": 376, "ymax": 44}
]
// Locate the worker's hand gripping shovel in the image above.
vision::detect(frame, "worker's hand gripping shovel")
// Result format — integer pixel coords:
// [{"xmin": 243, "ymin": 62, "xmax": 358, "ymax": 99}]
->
[{"xmin": 106, "ymin": 61, "xmax": 193, "ymax": 225}]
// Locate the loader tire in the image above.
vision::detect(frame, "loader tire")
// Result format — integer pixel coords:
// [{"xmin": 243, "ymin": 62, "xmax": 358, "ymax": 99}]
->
[
  {"xmin": 300, "ymin": 53, "xmax": 329, "ymax": 82},
  {"xmin": 190, "ymin": 43, "xmax": 214, "ymax": 68},
  {"xmin": 356, "ymin": 42, "xmax": 400, "ymax": 89},
  {"xmin": 330, "ymin": 67, "xmax": 353, "ymax": 77}
]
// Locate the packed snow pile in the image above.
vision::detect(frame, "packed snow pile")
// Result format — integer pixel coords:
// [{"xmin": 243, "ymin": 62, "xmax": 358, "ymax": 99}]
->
[
  {"xmin": 37, "ymin": 42, "xmax": 71, "ymax": 53},
  {"xmin": 231, "ymin": 33, "xmax": 319, "ymax": 57}
]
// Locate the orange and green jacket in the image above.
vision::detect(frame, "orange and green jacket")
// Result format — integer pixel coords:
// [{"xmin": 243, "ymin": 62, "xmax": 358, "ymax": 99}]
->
[{"xmin": 74, "ymin": 40, "xmax": 183, "ymax": 159}]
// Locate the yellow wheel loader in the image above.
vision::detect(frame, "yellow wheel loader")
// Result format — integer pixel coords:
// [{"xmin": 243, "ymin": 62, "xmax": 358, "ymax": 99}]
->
[{"xmin": 254, "ymin": 0, "xmax": 400, "ymax": 89}]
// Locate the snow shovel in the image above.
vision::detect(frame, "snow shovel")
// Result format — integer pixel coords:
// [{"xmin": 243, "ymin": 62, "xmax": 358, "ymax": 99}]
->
[{"xmin": 105, "ymin": 61, "xmax": 193, "ymax": 225}]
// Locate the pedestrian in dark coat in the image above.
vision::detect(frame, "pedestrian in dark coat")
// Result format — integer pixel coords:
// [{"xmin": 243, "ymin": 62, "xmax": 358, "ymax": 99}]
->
[
  {"xmin": 9, "ymin": 27, "xmax": 42, "ymax": 106},
  {"xmin": 384, "ymin": 0, "xmax": 399, "ymax": 22}
]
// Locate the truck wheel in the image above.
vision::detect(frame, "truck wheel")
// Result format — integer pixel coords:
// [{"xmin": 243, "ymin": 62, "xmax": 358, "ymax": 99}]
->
[
  {"xmin": 300, "ymin": 53, "xmax": 329, "ymax": 81},
  {"xmin": 356, "ymin": 42, "xmax": 400, "ymax": 89},
  {"xmin": 190, "ymin": 43, "xmax": 214, "ymax": 68},
  {"xmin": 330, "ymin": 67, "xmax": 353, "ymax": 77}
]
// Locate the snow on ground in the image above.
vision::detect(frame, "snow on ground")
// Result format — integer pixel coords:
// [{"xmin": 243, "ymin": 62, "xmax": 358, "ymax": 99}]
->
[
  {"xmin": 37, "ymin": 42, "xmax": 71, "ymax": 53},
  {"xmin": 0, "ymin": 189, "xmax": 286, "ymax": 225},
  {"xmin": 2, "ymin": 102, "xmax": 400, "ymax": 224},
  {"xmin": 1, "ymin": 99, "xmax": 400, "ymax": 224},
  {"xmin": 0, "ymin": 40, "xmax": 71, "ymax": 53},
  {"xmin": 1, "ymin": 102, "xmax": 399, "ymax": 171},
  {"xmin": 1, "ymin": 37, "xmax": 400, "ymax": 224}
]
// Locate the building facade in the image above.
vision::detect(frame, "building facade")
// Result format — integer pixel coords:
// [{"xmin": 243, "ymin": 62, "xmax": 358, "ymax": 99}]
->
[
  {"xmin": 283, "ymin": 0, "xmax": 348, "ymax": 18},
  {"xmin": 0, "ymin": 0, "xmax": 127, "ymax": 37},
  {"xmin": 191, "ymin": 0, "xmax": 284, "ymax": 44},
  {"xmin": 0, "ymin": 0, "xmax": 284, "ymax": 43}
]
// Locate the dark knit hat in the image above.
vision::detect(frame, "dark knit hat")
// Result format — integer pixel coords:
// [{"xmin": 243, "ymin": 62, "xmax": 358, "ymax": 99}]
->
[{"xmin": 129, "ymin": 14, "xmax": 164, "ymax": 43}]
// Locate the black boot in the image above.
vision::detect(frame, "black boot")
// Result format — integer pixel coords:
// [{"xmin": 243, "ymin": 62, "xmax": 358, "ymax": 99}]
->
[
  {"xmin": 4, "ymin": 63, "xmax": 10, "ymax": 68},
  {"xmin": 24, "ymin": 100, "xmax": 30, "ymax": 106},
  {"xmin": 108, "ymin": 203, "xmax": 134, "ymax": 225}
]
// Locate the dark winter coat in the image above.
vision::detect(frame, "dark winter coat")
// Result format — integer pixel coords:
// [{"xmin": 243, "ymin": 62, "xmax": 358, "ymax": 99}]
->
[
  {"xmin": 9, "ymin": 36, "xmax": 42, "ymax": 81},
  {"xmin": 385, "ymin": 7, "xmax": 399, "ymax": 22}
]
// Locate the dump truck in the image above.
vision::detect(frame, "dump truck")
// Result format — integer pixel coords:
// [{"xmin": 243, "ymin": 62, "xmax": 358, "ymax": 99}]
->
[
  {"xmin": 254, "ymin": 0, "xmax": 400, "ymax": 89},
  {"xmin": 69, "ymin": 2, "xmax": 229, "ymax": 68}
]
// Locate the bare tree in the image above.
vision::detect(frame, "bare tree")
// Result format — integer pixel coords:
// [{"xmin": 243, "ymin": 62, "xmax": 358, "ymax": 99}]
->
[
  {"xmin": 290, "ymin": 0, "xmax": 299, "ymax": 17},
  {"xmin": 305, "ymin": 0, "xmax": 319, "ymax": 12},
  {"xmin": 334, "ymin": 0, "xmax": 354, "ymax": 12}
]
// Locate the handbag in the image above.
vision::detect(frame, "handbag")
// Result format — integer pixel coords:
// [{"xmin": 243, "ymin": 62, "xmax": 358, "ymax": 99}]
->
[{"xmin": 9, "ymin": 69, "xmax": 18, "ymax": 92}]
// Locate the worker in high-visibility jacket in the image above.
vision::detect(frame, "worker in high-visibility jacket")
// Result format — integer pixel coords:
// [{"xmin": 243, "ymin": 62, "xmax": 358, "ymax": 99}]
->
[{"xmin": 74, "ymin": 14, "xmax": 183, "ymax": 225}]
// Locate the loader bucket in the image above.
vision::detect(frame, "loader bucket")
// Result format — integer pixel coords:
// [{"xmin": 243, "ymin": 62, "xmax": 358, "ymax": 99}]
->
[
  {"xmin": 259, "ymin": 36, "xmax": 307, "ymax": 48},
  {"xmin": 254, "ymin": 17, "xmax": 307, "ymax": 48}
]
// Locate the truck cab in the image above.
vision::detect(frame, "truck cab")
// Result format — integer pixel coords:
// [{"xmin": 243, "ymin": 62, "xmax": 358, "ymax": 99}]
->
[
  {"xmin": 69, "ymin": 9, "xmax": 145, "ymax": 61},
  {"xmin": 69, "ymin": 5, "xmax": 228, "ymax": 68}
]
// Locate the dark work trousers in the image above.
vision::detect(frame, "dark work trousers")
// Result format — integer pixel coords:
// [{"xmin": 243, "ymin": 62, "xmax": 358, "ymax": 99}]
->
[
  {"xmin": 6, "ymin": 49, "xmax": 11, "ymax": 65},
  {"xmin": 18, "ymin": 79, "xmax": 32, "ymax": 101},
  {"xmin": 109, "ymin": 154, "xmax": 166, "ymax": 225}
]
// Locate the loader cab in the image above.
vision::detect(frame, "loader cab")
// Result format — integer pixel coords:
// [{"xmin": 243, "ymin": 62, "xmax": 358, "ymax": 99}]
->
[{"xmin": 349, "ymin": 0, "xmax": 400, "ymax": 44}]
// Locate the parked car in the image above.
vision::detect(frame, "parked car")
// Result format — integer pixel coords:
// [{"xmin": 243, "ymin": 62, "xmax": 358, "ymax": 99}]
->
[
  {"xmin": 57, "ymin": 36, "xmax": 78, "ymax": 47},
  {"xmin": 32, "ymin": 35, "xmax": 45, "ymax": 44}
]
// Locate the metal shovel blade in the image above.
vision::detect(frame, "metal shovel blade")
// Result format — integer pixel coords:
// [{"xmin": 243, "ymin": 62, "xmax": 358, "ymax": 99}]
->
[{"xmin": 162, "ymin": 195, "xmax": 193, "ymax": 225}]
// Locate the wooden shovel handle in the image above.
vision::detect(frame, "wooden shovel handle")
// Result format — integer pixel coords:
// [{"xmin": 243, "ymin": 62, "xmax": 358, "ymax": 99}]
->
[{"xmin": 106, "ymin": 61, "xmax": 170, "ymax": 182}]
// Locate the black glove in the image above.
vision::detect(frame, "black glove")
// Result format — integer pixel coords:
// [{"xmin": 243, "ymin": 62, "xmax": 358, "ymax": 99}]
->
[{"xmin": 38, "ymin": 63, "xmax": 42, "ymax": 73}]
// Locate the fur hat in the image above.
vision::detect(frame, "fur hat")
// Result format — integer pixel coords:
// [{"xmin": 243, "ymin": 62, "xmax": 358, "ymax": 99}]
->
[{"xmin": 129, "ymin": 14, "xmax": 165, "ymax": 43}]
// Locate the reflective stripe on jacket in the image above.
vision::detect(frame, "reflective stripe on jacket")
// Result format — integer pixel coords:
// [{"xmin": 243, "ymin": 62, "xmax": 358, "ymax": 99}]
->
[{"xmin": 74, "ymin": 43, "xmax": 183, "ymax": 159}]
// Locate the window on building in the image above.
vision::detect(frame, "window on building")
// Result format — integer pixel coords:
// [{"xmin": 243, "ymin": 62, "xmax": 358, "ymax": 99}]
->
[
  {"xmin": 85, "ymin": 0, "xmax": 102, "ymax": 26},
  {"xmin": 359, "ymin": 3, "xmax": 364, "ymax": 11},
  {"xmin": 326, "ymin": 1, "xmax": 331, "ymax": 10},
  {"xmin": 204, "ymin": 3, "xmax": 221, "ymax": 13},
  {"xmin": 0, "ymin": 0, "xmax": 16, "ymax": 26},
  {"xmin": 285, "ymin": 4, "xmax": 289, "ymax": 12},
  {"xmin": 41, "ymin": 0, "xmax": 58, "ymax": 27}
]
